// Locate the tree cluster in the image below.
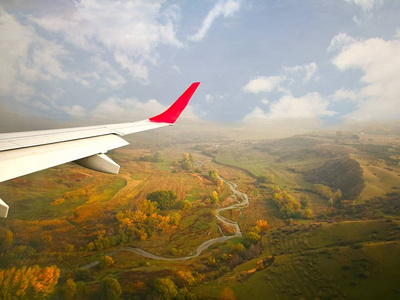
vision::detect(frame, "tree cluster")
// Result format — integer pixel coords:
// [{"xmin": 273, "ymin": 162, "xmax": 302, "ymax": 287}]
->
[
  {"xmin": 0, "ymin": 246, "xmax": 38, "ymax": 269},
  {"xmin": 208, "ymin": 169, "xmax": 223, "ymax": 187},
  {"xmin": 146, "ymin": 190, "xmax": 177, "ymax": 210},
  {"xmin": 256, "ymin": 174, "xmax": 274, "ymax": 184},
  {"xmin": 174, "ymin": 153, "xmax": 196, "ymax": 172},
  {"xmin": 116, "ymin": 199, "xmax": 181, "ymax": 241},
  {"xmin": 205, "ymin": 190, "xmax": 219, "ymax": 204},
  {"xmin": 137, "ymin": 151, "xmax": 163, "ymax": 162},
  {"xmin": 152, "ymin": 270, "xmax": 202, "ymax": 300},
  {"xmin": 0, "ymin": 265, "xmax": 60, "ymax": 299},
  {"xmin": 314, "ymin": 184, "xmax": 342, "ymax": 207},
  {"xmin": 271, "ymin": 188, "xmax": 313, "ymax": 219},
  {"xmin": 205, "ymin": 231, "xmax": 263, "ymax": 272},
  {"xmin": 254, "ymin": 219, "xmax": 270, "ymax": 233},
  {"xmin": 86, "ymin": 230, "xmax": 127, "ymax": 252}
]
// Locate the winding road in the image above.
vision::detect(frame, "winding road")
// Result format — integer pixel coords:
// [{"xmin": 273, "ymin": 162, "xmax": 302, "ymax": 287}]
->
[{"xmin": 82, "ymin": 177, "xmax": 249, "ymax": 267}]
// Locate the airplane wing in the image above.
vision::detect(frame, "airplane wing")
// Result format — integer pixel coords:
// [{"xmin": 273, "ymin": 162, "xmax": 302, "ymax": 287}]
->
[{"xmin": 0, "ymin": 82, "xmax": 200, "ymax": 218}]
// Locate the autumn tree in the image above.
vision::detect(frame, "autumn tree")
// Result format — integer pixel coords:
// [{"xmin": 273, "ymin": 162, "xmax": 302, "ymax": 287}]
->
[
  {"xmin": 116, "ymin": 199, "xmax": 181, "ymax": 241},
  {"xmin": 180, "ymin": 153, "xmax": 195, "ymax": 171},
  {"xmin": 255, "ymin": 220, "xmax": 270, "ymax": 233},
  {"xmin": 99, "ymin": 255, "xmax": 115, "ymax": 269},
  {"xmin": 209, "ymin": 169, "xmax": 223, "ymax": 187},
  {"xmin": 182, "ymin": 200, "xmax": 192, "ymax": 211},
  {"xmin": 98, "ymin": 278, "xmax": 122, "ymax": 300},
  {"xmin": 303, "ymin": 208, "xmax": 313, "ymax": 219},
  {"xmin": 300, "ymin": 195, "xmax": 310, "ymax": 209},
  {"xmin": 153, "ymin": 151, "xmax": 163, "ymax": 162},
  {"xmin": 0, "ymin": 265, "xmax": 60, "ymax": 299},
  {"xmin": 64, "ymin": 278, "xmax": 77, "ymax": 300},
  {"xmin": 314, "ymin": 184, "xmax": 333, "ymax": 199},
  {"xmin": 75, "ymin": 281, "xmax": 91, "ymax": 298},
  {"xmin": 146, "ymin": 190, "xmax": 177, "ymax": 210},
  {"xmin": 175, "ymin": 270, "xmax": 197, "ymax": 287},
  {"xmin": 209, "ymin": 190, "xmax": 219, "ymax": 204},
  {"xmin": 139, "ymin": 151, "xmax": 163, "ymax": 162},
  {"xmin": 169, "ymin": 212, "xmax": 181, "ymax": 226},
  {"xmin": 272, "ymin": 190, "xmax": 303, "ymax": 219},
  {"xmin": 315, "ymin": 184, "xmax": 342, "ymax": 206},
  {"xmin": 154, "ymin": 277, "xmax": 178, "ymax": 300},
  {"xmin": 230, "ymin": 243, "xmax": 246, "ymax": 255},
  {"xmin": 243, "ymin": 232, "xmax": 261, "ymax": 247}
]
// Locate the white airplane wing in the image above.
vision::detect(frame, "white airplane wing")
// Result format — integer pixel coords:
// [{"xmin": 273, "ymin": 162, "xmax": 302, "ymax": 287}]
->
[{"xmin": 0, "ymin": 82, "xmax": 200, "ymax": 218}]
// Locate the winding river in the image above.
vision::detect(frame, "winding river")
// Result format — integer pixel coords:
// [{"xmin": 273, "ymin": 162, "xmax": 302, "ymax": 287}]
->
[{"xmin": 82, "ymin": 177, "xmax": 249, "ymax": 267}]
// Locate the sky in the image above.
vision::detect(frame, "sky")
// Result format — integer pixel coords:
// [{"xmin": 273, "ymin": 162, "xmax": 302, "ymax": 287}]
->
[{"xmin": 1, "ymin": 0, "xmax": 400, "ymax": 130}]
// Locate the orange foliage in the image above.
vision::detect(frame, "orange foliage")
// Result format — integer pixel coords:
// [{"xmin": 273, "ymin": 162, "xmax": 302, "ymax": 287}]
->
[
  {"xmin": 0, "ymin": 265, "xmax": 60, "ymax": 299},
  {"xmin": 255, "ymin": 220, "xmax": 270, "ymax": 233},
  {"xmin": 50, "ymin": 198, "xmax": 65, "ymax": 206}
]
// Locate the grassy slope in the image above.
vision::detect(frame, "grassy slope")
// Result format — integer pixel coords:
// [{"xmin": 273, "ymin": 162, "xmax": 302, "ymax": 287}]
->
[{"xmin": 198, "ymin": 220, "xmax": 400, "ymax": 300}]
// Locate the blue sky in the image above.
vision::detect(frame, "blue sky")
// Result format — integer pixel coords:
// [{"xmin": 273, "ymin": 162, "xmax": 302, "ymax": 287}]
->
[{"xmin": 1, "ymin": 0, "xmax": 400, "ymax": 129}]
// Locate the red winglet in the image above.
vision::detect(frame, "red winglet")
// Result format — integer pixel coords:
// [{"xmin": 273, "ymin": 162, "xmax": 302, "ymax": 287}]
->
[{"xmin": 149, "ymin": 82, "xmax": 200, "ymax": 124}]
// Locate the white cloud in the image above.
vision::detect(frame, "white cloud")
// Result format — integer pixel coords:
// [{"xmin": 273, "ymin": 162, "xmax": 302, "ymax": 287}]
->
[
  {"xmin": 243, "ymin": 107, "xmax": 267, "ymax": 122},
  {"xmin": 327, "ymin": 33, "xmax": 357, "ymax": 52},
  {"xmin": 269, "ymin": 93, "xmax": 335, "ymax": 120},
  {"xmin": 331, "ymin": 33, "xmax": 400, "ymax": 121},
  {"xmin": 90, "ymin": 56, "xmax": 126, "ymax": 89},
  {"xmin": 244, "ymin": 62, "xmax": 318, "ymax": 98},
  {"xmin": 33, "ymin": 0, "xmax": 183, "ymax": 83},
  {"xmin": 332, "ymin": 88, "xmax": 361, "ymax": 102},
  {"xmin": 344, "ymin": 0, "xmax": 384, "ymax": 11},
  {"xmin": 283, "ymin": 62, "xmax": 319, "ymax": 82},
  {"xmin": 243, "ymin": 92, "xmax": 335, "ymax": 122},
  {"xmin": 243, "ymin": 76, "xmax": 285, "ymax": 94},
  {"xmin": 188, "ymin": 0, "xmax": 241, "ymax": 42},
  {"xmin": 92, "ymin": 97, "xmax": 165, "ymax": 121},
  {"xmin": 0, "ymin": 6, "xmax": 68, "ymax": 100},
  {"xmin": 91, "ymin": 96, "xmax": 199, "ymax": 122}
]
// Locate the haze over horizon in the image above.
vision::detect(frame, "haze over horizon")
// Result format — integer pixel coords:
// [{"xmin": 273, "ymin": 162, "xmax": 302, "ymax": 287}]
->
[{"xmin": 1, "ymin": 0, "xmax": 400, "ymax": 130}]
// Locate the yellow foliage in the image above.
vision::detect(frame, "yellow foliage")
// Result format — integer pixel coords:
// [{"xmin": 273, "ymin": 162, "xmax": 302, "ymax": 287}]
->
[
  {"xmin": 176, "ymin": 270, "xmax": 196, "ymax": 286},
  {"xmin": 50, "ymin": 198, "xmax": 65, "ymax": 206},
  {"xmin": 0, "ymin": 265, "xmax": 60, "ymax": 299},
  {"xmin": 255, "ymin": 220, "xmax": 270, "ymax": 232}
]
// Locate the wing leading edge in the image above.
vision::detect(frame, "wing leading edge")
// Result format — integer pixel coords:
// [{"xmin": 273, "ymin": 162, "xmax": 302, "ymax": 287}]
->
[{"xmin": 0, "ymin": 82, "xmax": 200, "ymax": 218}]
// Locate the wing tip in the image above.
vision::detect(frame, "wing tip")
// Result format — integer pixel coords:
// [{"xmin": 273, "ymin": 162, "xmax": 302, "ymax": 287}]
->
[{"xmin": 149, "ymin": 82, "xmax": 200, "ymax": 124}]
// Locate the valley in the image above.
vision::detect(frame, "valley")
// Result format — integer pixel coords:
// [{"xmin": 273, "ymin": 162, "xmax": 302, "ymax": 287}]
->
[{"xmin": 1, "ymin": 128, "xmax": 400, "ymax": 299}]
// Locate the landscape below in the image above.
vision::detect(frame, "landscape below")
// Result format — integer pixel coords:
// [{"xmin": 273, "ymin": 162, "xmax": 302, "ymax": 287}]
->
[{"xmin": 1, "ymin": 126, "xmax": 400, "ymax": 299}]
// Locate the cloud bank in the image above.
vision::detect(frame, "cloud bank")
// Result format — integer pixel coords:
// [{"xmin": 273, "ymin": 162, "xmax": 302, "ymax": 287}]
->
[
  {"xmin": 331, "ymin": 33, "xmax": 400, "ymax": 121},
  {"xmin": 33, "ymin": 0, "xmax": 182, "ymax": 83}
]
